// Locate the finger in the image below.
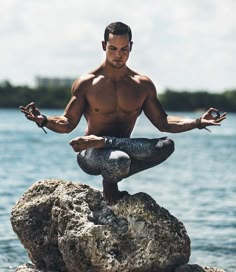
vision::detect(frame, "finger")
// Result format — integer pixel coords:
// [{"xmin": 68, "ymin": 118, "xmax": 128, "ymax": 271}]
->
[
  {"xmin": 216, "ymin": 116, "xmax": 226, "ymax": 123},
  {"xmin": 19, "ymin": 106, "xmax": 31, "ymax": 114},
  {"xmin": 69, "ymin": 142, "xmax": 84, "ymax": 150},
  {"xmin": 214, "ymin": 111, "xmax": 221, "ymax": 119},
  {"xmin": 208, "ymin": 108, "xmax": 218, "ymax": 113},
  {"xmin": 25, "ymin": 102, "xmax": 35, "ymax": 111},
  {"xmin": 20, "ymin": 108, "xmax": 35, "ymax": 119},
  {"xmin": 208, "ymin": 108, "xmax": 220, "ymax": 118},
  {"xmin": 26, "ymin": 115, "xmax": 38, "ymax": 122},
  {"xmin": 220, "ymin": 112, "xmax": 227, "ymax": 118},
  {"xmin": 70, "ymin": 143, "xmax": 84, "ymax": 152},
  {"xmin": 20, "ymin": 107, "xmax": 30, "ymax": 114},
  {"xmin": 19, "ymin": 105, "xmax": 34, "ymax": 115},
  {"xmin": 69, "ymin": 141, "xmax": 75, "ymax": 146},
  {"xmin": 69, "ymin": 139, "xmax": 80, "ymax": 146},
  {"xmin": 214, "ymin": 112, "xmax": 227, "ymax": 122}
]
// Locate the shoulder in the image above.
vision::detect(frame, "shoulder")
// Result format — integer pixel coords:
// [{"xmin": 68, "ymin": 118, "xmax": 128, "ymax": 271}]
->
[
  {"xmin": 71, "ymin": 74, "xmax": 93, "ymax": 96},
  {"xmin": 71, "ymin": 65, "xmax": 104, "ymax": 96},
  {"xmin": 129, "ymin": 69, "xmax": 157, "ymax": 96},
  {"xmin": 71, "ymin": 72, "xmax": 102, "ymax": 97}
]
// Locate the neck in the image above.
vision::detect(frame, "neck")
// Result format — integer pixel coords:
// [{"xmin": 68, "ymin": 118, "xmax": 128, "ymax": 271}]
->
[{"xmin": 102, "ymin": 61, "xmax": 128, "ymax": 80}]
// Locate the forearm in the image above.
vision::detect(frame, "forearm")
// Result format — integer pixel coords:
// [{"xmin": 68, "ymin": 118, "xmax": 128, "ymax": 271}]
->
[
  {"xmin": 163, "ymin": 116, "xmax": 200, "ymax": 133},
  {"xmin": 39, "ymin": 115, "xmax": 76, "ymax": 133}
]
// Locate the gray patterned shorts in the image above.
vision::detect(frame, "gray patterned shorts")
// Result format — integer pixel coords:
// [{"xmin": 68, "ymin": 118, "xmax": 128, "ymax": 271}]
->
[{"xmin": 77, "ymin": 136, "xmax": 174, "ymax": 183}]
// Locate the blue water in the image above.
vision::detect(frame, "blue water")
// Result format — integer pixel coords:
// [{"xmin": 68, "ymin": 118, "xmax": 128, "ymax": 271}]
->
[{"xmin": 0, "ymin": 109, "xmax": 235, "ymax": 272}]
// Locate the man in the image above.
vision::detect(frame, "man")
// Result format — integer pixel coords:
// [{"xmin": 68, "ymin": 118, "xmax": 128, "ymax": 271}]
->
[{"xmin": 20, "ymin": 22, "xmax": 226, "ymax": 203}]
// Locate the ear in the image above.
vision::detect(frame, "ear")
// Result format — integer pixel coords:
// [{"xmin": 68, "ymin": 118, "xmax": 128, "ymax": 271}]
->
[
  {"xmin": 102, "ymin": 41, "xmax": 106, "ymax": 51},
  {"xmin": 130, "ymin": 41, "xmax": 133, "ymax": 52}
]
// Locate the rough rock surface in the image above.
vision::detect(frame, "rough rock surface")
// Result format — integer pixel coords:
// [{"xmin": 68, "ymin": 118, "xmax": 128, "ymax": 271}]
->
[
  {"xmin": 175, "ymin": 264, "xmax": 225, "ymax": 272},
  {"xmin": 15, "ymin": 263, "xmax": 226, "ymax": 272},
  {"xmin": 11, "ymin": 179, "xmax": 224, "ymax": 272}
]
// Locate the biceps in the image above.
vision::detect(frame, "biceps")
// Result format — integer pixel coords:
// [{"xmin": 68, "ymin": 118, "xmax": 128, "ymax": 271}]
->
[
  {"xmin": 63, "ymin": 96, "xmax": 86, "ymax": 129},
  {"xmin": 143, "ymin": 96, "xmax": 168, "ymax": 129}
]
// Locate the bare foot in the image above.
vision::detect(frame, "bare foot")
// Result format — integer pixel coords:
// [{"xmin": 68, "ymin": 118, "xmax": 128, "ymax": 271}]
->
[
  {"xmin": 69, "ymin": 135, "xmax": 105, "ymax": 152},
  {"xmin": 102, "ymin": 179, "xmax": 129, "ymax": 204}
]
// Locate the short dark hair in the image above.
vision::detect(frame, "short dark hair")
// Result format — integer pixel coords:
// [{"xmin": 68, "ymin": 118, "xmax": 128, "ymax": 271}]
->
[{"xmin": 104, "ymin": 22, "xmax": 132, "ymax": 43}]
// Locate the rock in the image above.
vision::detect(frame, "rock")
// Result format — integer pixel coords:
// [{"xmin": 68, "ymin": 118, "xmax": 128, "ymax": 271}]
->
[
  {"xmin": 175, "ymin": 264, "xmax": 225, "ymax": 272},
  {"xmin": 10, "ymin": 179, "xmax": 222, "ymax": 272},
  {"xmin": 11, "ymin": 179, "xmax": 190, "ymax": 271},
  {"xmin": 15, "ymin": 263, "xmax": 226, "ymax": 272},
  {"xmin": 15, "ymin": 263, "xmax": 45, "ymax": 272}
]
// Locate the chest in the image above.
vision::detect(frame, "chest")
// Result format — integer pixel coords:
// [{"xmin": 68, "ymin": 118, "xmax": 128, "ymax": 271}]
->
[{"xmin": 86, "ymin": 79, "xmax": 146, "ymax": 113}]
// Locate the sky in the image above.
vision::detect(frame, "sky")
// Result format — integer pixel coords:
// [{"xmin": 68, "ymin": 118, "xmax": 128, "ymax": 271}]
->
[{"xmin": 1, "ymin": 0, "xmax": 235, "ymax": 92}]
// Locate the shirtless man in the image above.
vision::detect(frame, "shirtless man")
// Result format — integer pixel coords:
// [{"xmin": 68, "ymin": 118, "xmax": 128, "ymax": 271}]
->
[{"xmin": 20, "ymin": 22, "xmax": 226, "ymax": 203}]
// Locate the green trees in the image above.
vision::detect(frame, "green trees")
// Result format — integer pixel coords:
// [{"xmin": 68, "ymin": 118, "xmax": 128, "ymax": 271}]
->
[
  {"xmin": 0, "ymin": 81, "xmax": 236, "ymax": 112},
  {"xmin": 0, "ymin": 81, "xmax": 70, "ymax": 108},
  {"xmin": 159, "ymin": 89, "xmax": 236, "ymax": 112}
]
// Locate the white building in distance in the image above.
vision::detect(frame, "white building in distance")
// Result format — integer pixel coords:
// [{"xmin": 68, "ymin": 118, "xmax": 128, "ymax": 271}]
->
[{"xmin": 35, "ymin": 76, "xmax": 76, "ymax": 88}]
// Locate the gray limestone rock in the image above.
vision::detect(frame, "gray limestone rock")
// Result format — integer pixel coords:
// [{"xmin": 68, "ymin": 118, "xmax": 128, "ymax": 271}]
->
[
  {"xmin": 175, "ymin": 264, "xmax": 226, "ymax": 272},
  {"xmin": 15, "ymin": 263, "xmax": 226, "ymax": 272},
  {"xmin": 10, "ymin": 179, "xmax": 222, "ymax": 272}
]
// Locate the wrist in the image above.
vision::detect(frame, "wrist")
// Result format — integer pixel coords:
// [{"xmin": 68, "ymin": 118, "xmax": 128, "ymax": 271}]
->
[
  {"xmin": 38, "ymin": 115, "xmax": 48, "ymax": 127},
  {"xmin": 195, "ymin": 117, "xmax": 205, "ymax": 129}
]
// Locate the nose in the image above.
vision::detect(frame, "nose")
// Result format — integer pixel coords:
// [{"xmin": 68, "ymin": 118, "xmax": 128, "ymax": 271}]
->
[{"xmin": 115, "ymin": 50, "xmax": 122, "ymax": 58}]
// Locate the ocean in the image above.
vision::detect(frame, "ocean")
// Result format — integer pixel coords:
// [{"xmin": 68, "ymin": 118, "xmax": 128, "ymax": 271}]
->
[{"xmin": 0, "ymin": 109, "xmax": 235, "ymax": 271}]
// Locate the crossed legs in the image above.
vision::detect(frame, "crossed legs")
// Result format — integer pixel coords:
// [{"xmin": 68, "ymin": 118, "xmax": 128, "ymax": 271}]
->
[{"xmin": 77, "ymin": 137, "xmax": 175, "ymax": 203}]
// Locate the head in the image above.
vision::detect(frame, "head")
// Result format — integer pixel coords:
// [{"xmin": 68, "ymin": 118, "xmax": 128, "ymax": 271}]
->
[{"xmin": 102, "ymin": 22, "xmax": 133, "ymax": 69}]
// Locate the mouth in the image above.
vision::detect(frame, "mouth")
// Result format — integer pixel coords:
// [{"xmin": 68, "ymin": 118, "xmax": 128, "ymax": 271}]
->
[{"xmin": 113, "ymin": 59, "xmax": 123, "ymax": 64}]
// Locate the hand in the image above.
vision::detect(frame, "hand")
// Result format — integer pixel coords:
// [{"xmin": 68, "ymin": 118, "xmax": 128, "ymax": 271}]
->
[
  {"xmin": 69, "ymin": 135, "xmax": 106, "ymax": 152},
  {"xmin": 19, "ymin": 102, "xmax": 45, "ymax": 124},
  {"xmin": 200, "ymin": 108, "xmax": 227, "ymax": 128}
]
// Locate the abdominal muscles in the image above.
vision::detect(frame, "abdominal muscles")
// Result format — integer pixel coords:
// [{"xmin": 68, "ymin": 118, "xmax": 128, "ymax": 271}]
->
[{"xmin": 84, "ymin": 109, "xmax": 141, "ymax": 137}]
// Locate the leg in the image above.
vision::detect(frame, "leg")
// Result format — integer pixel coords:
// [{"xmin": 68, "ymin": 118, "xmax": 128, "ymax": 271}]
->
[
  {"xmin": 102, "ymin": 179, "xmax": 129, "ymax": 203},
  {"xmin": 101, "ymin": 137, "xmax": 174, "ymax": 202},
  {"xmin": 104, "ymin": 136, "xmax": 175, "ymax": 176},
  {"xmin": 77, "ymin": 137, "xmax": 174, "ymax": 203},
  {"xmin": 77, "ymin": 148, "xmax": 131, "ymax": 203},
  {"xmin": 128, "ymin": 137, "xmax": 175, "ymax": 176}
]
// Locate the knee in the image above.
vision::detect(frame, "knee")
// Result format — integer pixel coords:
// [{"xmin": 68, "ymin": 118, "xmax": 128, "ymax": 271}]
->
[
  {"xmin": 156, "ymin": 137, "xmax": 175, "ymax": 157},
  {"xmin": 77, "ymin": 151, "xmax": 100, "ymax": 175},
  {"xmin": 166, "ymin": 137, "xmax": 175, "ymax": 155},
  {"xmin": 101, "ymin": 151, "xmax": 131, "ymax": 182},
  {"xmin": 117, "ymin": 153, "xmax": 131, "ymax": 176}
]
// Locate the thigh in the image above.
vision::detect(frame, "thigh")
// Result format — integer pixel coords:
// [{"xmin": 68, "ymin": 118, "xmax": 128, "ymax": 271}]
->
[
  {"xmin": 126, "ymin": 137, "xmax": 175, "ymax": 176},
  {"xmin": 105, "ymin": 136, "xmax": 174, "ymax": 160},
  {"xmin": 77, "ymin": 148, "xmax": 130, "ymax": 178}
]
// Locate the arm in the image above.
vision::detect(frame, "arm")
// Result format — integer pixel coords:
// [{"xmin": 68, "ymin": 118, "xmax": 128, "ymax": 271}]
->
[
  {"xmin": 19, "ymin": 79, "xmax": 86, "ymax": 134},
  {"xmin": 143, "ymin": 81, "xmax": 226, "ymax": 133}
]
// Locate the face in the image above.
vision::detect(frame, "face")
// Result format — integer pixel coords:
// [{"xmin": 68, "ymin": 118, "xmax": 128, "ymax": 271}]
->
[{"xmin": 102, "ymin": 33, "xmax": 133, "ymax": 69}]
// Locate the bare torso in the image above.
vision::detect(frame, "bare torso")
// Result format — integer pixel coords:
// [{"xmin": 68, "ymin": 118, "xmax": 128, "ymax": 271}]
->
[{"xmin": 75, "ymin": 66, "xmax": 150, "ymax": 137}]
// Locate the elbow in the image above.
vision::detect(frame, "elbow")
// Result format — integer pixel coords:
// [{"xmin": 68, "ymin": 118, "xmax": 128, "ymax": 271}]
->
[
  {"xmin": 59, "ymin": 121, "xmax": 76, "ymax": 134},
  {"xmin": 158, "ymin": 125, "xmax": 167, "ymax": 132},
  {"xmin": 158, "ymin": 124, "xmax": 172, "ymax": 133},
  {"xmin": 64, "ymin": 124, "xmax": 76, "ymax": 134}
]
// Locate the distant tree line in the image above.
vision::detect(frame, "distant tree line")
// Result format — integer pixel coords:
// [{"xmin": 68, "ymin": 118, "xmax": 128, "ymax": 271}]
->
[
  {"xmin": 0, "ymin": 81, "xmax": 71, "ymax": 109},
  {"xmin": 158, "ymin": 89, "xmax": 236, "ymax": 112},
  {"xmin": 0, "ymin": 80, "xmax": 236, "ymax": 112}
]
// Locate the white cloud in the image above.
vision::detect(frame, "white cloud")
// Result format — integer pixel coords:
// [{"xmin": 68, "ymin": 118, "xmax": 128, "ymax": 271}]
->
[{"xmin": 0, "ymin": 0, "xmax": 235, "ymax": 91}]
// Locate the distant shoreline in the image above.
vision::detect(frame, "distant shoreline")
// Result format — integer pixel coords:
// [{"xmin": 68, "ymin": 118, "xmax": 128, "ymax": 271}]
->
[{"xmin": 1, "ymin": 81, "xmax": 236, "ymax": 112}]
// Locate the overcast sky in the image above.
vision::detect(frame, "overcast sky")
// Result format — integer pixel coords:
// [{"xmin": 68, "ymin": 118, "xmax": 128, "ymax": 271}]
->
[{"xmin": 1, "ymin": 0, "xmax": 235, "ymax": 92}]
